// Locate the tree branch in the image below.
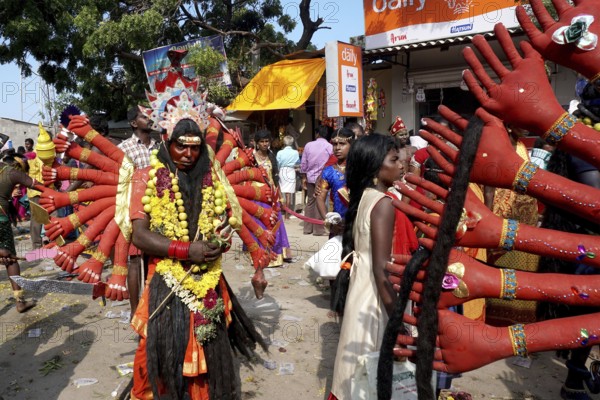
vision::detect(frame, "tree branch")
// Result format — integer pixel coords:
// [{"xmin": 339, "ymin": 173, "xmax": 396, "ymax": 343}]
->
[
  {"xmin": 296, "ymin": 0, "xmax": 325, "ymax": 50},
  {"xmin": 117, "ymin": 50, "xmax": 143, "ymax": 63},
  {"xmin": 179, "ymin": 3, "xmax": 197, "ymax": 22},
  {"xmin": 188, "ymin": 18, "xmax": 286, "ymax": 57}
]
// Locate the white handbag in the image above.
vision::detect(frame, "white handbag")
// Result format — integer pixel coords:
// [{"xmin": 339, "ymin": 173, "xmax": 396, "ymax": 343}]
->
[
  {"xmin": 304, "ymin": 235, "xmax": 343, "ymax": 280},
  {"xmin": 351, "ymin": 352, "xmax": 434, "ymax": 400}
]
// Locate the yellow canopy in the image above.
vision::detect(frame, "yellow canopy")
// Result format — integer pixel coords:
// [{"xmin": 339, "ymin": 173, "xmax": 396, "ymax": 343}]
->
[{"xmin": 228, "ymin": 58, "xmax": 325, "ymax": 111}]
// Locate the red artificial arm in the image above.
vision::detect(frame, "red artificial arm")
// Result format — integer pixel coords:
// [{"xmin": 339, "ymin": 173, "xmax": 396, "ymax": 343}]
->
[
  {"xmin": 78, "ymin": 219, "xmax": 121, "ymax": 283},
  {"xmin": 388, "ymin": 240, "xmax": 600, "ymax": 310},
  {"xmin": 233, "ymin": 184, "xmax": 273, "ymax": 203},
  {"xmin": 44, "ymin": 198, "xmax": 116, "ymax": 240},
  {"xmin": 105, "ymin": 232, "xmax": 130, "ymax": 301},
  {"xmin": 462, "ymin": 24, "xmax": 600, "ymax": 169},
  {"xmin": 227, "ymin": 168, "xmax": 267, "ymax": 185},
  {"xmin": 223, "ymin": 148, "xmax": 253, "ymax": 175},
  {"xmin": 423, "ymin": 106, "xmax": 600, "ymax": 222},
  {"xmin": 42, "ymin": 165, "xmax": 119, "ymax": 186},
  {"xmin": 40, "ymin": 185, "xmax": 117, "ymax": 213},
  {"xmin": 64, "ymin": 142, "xmax": 120, "ymax": 174},
  {"xmin": 395, "ymin": 176, "xmax": 600, "ymax": 267},
  {"xmin": 67, "ymin": 115, "xmax": 125, "ymax": 164},
  {"xmin": 237, "ymin": 197, "xmax": 275, "ymax": 228},
  {"xmin": 53, "ymin": 206, "xmax": 116, "ymax": 272}
]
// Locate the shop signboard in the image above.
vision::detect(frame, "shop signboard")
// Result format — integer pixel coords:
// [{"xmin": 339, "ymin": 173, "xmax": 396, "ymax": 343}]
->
[
  {"xmin": 364, "ymin": 0, "xmax": 521, "ymax": 50},
  {"xmin": 325, "ymin": 41, "xmax": 364, "ymax": 118},
  {"xmin": 142, "ymin": 35, "xmax": 232, "ymax": 92}
]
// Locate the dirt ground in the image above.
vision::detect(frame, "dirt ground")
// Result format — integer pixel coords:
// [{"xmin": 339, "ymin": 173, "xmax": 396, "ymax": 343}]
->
[{"xmin": 1, "ymin": 219, "xmax": 598, "ymax": 399}]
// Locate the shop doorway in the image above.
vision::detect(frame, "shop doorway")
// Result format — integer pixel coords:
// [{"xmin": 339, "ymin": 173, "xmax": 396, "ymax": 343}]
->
[{"xmin": 416, "ymin": 86, "xmax": 478, "ymax": 126}]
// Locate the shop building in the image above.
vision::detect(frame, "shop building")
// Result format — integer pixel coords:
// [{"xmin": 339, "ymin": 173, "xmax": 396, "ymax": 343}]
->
[{"xmin": 361, "ymin": 0, "xmax": 578, "ymax": 134}]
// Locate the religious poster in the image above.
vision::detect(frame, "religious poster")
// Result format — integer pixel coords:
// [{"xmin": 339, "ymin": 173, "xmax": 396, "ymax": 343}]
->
[{"xmin": 142, "ymin": 35, "xmax": 232, "ymax": 92}]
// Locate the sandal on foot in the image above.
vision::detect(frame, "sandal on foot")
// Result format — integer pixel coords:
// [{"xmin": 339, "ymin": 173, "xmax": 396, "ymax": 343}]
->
[
  {"xmin": 561, "ymin": 385, "xmax": 591, "ymax": 400},
  {"xmin": 587, "ymin": 361, "xmax": 600, "ymax": 394},
  {"xmin": 566, "ymin": 359, "xmax": 600, "ymax": 394},
  {"xmin": 589, "ymin": 348, "xmax": 600, "ymax": 361}
]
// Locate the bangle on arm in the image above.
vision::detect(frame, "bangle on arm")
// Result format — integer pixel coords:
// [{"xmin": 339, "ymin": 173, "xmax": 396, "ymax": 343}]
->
[
  {"xmin": 508, "ymin": 324, "xmax": 528, "ymax": 358},
  {"xmin": 543, "ymin": 113, "xmax": 577, "ymax": 146},
  {"xmin": 499, "ymin": 268, "xmax": 517, "ymax": 300},
  {"xmin": 499, "ymin": 219, "xmax": 519, "ymax": 251},
  {"xmin": 168, "ymin": 240, "xmax": 191, "ymax": 260},
  {"xmin": 512, "ymin": 161, "xmax": 538, "ymax": 194}
]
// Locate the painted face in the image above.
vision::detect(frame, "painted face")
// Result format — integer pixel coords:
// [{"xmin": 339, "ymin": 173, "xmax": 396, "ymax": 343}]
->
[
  {"xmin": 256, "ymin": 138, "xmax": 270, "ymax": 152},
  {"xmin": 331, "ymin": 137, "xmax": 351, "ymax": 162},
  {"xmin": 169, "ymin": 134, "xmax": 202, "ymax": 171},
  {"xmin": 377, "ymin": 148, "xmax": 404, "ymax": 187}
]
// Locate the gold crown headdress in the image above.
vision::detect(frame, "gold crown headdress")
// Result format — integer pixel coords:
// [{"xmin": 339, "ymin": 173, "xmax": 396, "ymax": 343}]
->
[{"xmin": 142, "ymin": 73, "xmax": 210, "ymax": 139}]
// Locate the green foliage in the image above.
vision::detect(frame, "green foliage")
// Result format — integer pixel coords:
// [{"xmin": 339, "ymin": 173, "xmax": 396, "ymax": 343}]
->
[
  {"xmin": 187, "ymin": 45, "xmax": 234, "ymax": 107},
  {"xmin": 0, "ymin": 0, "xmax": 322, "ymax": 120},
  {"xmin": 188, "ymin": 45, "xmax": 226, "ymax": 79}
]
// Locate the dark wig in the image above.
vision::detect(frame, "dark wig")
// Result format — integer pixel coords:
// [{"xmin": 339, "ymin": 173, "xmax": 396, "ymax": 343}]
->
[
  {"xmin": 331, "ymin": 133, "xmax": 398, "ymax": 314},
  {"xmin": 157, "ymin": 118, "xmax": 210, "ymax": 243},
  {"xmin": 378, "ymin": 117, "xmax": 483, "ymax": 400},
  {"xmin": 147, "ymin": 275, "xmax": 190, "ymax": 398}
]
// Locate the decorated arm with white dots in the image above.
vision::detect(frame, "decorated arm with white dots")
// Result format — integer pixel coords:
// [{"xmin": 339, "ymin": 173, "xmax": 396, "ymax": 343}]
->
[
  {"xmin": 394, "ymin": 309, "xmax": 600, "ymax": 374},
  {"xmin": 395, "ymin": 179, "xmax": 600, "ymax": 268},
  {"xmin": 388, "ymin": 246, "xmax": 600, "ymax": 309}
]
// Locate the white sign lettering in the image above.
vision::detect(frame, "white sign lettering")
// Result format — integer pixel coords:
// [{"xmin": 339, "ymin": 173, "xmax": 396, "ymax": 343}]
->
[
  {"xmin": 341, "ymin": 47, "xmax": 357, "ymax": 66},
  {"xmin": 372, "ymin": 0, "xmax": 426, "ymax": 13}
]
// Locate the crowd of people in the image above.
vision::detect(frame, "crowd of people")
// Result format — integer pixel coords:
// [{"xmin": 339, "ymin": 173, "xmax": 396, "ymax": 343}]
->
[{"xmin": 1, "ymin": 0, "xmax": 600, "ymax": 399}]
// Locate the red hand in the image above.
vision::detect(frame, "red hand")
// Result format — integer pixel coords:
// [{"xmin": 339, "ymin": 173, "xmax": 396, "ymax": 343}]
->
[
  {"xmin": 386, "ymin": 242, "xmax": 498, "ymax": 309},
  {"xmin": 67, "ymin": 115, "xmax": 92, "ymax": 137},
  {"xmin": 516, "ymin": 0, "xmax": 600, "ymax": 81},
  {"xmin": 394, "ymin": 310, "xmax": 509, "ymax": 374},
  {"xmin": 92, "ymin": 282, "xmax": 107, "ymax": 300},
  {"xmin": 395, "ymin": 176, "xmax": 502, "ymax": 249},
  {"xmin": 422, "ymin": 106, "xmax": 524, "ymax": 189},
  {"xmin": 105, "ymin": 275, "xmax": 129, "ymax": 301},
  {"xmin": 463, "ymin": 23, "xmax": 565, "ymax": 135},
  {"xmin": 78, "ymin": 259, "xmax": 103, "ymax": 283}
]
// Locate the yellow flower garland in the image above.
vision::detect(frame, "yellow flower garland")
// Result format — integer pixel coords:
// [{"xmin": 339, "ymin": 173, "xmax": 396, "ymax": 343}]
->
[
  {"xmin": 155, "ymin": 257, "xmax": 222, "ymax": 311},
  {"xmin": 148, "ymin": 190, "xmax": 187, "ymax": 240},
  {"xmin": 143, "ymin": 153, "xmax": 225, "ymax": 312}
]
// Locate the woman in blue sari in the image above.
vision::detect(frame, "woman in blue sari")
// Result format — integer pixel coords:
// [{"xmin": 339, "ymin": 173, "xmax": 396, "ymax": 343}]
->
[{"xmin": 315, "ymin": 128, "xmax": 354, "ymax": 238}]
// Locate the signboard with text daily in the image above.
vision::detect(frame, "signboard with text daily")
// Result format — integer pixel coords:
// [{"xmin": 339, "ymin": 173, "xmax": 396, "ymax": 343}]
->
[
  {"xmin": 325, "ymin": 41, "xmax": 364, "ymax": 118},
  {"xmin": 364, "ymin": 0, "xmax": 521, "ymax": 50}
]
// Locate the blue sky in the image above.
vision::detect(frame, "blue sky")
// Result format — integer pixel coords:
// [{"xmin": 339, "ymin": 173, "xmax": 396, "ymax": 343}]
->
[{"xmin": 0, "ymin": 1, "xmax": 364, "ymax": 121}]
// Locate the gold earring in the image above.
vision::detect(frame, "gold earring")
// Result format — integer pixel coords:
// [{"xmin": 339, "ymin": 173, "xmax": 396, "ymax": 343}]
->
[{"xmin": 373, "ymin": 177, "xmax": 379, "ymax": 186}]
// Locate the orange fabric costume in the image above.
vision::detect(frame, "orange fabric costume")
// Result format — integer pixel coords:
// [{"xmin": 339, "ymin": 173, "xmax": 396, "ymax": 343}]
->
[{"xmin": 130, "ymin": 262, "xmax": 233, "ymax": 400}]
